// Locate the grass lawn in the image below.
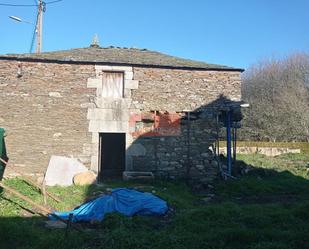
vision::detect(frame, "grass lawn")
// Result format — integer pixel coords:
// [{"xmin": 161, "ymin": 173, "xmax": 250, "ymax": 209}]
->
[{"xmin": 0, "ymin": 152, "xmax": 309, "ymax": 249}]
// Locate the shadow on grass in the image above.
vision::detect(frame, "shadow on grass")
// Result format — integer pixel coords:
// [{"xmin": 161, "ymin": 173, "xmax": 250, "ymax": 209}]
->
[
  {"xmin": 1, "ymin": 91, "xmax": 309, "ymax": 248},
  {"xmin": 1, "ymin": 155, "xmax": 309, "ymax": 249},
  {"xmin": 213, "ymin": 157, "xmax": 309, "ymax": 205}
]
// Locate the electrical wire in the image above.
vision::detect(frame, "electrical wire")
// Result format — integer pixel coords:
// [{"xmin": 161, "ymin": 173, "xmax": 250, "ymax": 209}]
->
[
  {"xmin": 29, "ymin": 2, "xmax": 40, "ymax": 53},
  {"xmin": 29, "ymin": 24, "xmax": 37, "ymax": 53},
  {"xmin": 0, "ymin": 0, "xmax": 62, "ymax": 7},
  {"xmin": 45, "ymin": 0, "xmax": 63, "ymax": 4},
  {"xmin": 3, "ymin": 0, "xmax": 63, "ymax": 52},
  {"xmin": 0, "ymin": 3, "xmax": 37, "ymax": 7}
]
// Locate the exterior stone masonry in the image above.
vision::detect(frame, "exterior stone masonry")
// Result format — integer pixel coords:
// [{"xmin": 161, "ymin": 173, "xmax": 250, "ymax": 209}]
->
[
  {"xmin": 128, "ymin": 67, "xmax": 241, "ymax": 183},
  {"xmin": 0, "ymin": 60, "xmax": 96, "ymax": 176},
  {"xmin": 0, "ymin": 57, "xmax": 242, "ymax": 183},
  {"xmin": 132, "ymin": 68, "xmax": 241, "ymax": 111},
  {"xmin": 129, "ymin": 118, "xmax": 220, "ymax": 183}
]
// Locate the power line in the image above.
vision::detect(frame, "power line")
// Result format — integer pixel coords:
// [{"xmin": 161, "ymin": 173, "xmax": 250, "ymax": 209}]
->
[
  {"xmin": 6, "ymin": 0, "xmax": 63, "ymax": 53},
  {"xmin": 29, "ymin": 2, "xmax": 40, "ymax": 53},
  {"xmin": 29, "ymin": 24, "xmax": 37, "ymax": 53},
  {"xmin": 45, "ymin": 0, "xmax": 63, "ymax": 4},
  {"xmin": 0, "ymin": 0, "xmax": 62, "ymax": 7},
  {"xmin": 0, "ymin": 3, "xmax": 37, "ymax": 7}
]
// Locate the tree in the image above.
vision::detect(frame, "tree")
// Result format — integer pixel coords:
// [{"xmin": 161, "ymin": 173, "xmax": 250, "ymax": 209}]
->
[{"xmin": 240, "ymin": 52, "xmax": 309, "ymax": 142}]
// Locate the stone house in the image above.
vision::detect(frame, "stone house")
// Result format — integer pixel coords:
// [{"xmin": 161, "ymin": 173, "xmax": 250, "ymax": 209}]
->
[{"xmin": 0, "ymin": 45, "xmax": 243, "ymax": 183}]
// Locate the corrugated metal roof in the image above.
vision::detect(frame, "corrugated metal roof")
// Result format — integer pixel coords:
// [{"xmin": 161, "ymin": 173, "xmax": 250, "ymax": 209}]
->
[{"xmin": 0, "ymin": 46, "xmax": 244, "ymax": 71}]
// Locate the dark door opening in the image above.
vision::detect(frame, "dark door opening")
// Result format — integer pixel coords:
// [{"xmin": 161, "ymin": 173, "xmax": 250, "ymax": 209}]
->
[{"xmin": 98, "ymin": 133, "xmax": 126, "ymax": 181}]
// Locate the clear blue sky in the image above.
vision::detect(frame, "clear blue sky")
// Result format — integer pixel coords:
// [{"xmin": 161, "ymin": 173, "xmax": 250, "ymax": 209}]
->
[{"xmin": 1, "ymin": 0, "xmax": 309, "ymax": 69}]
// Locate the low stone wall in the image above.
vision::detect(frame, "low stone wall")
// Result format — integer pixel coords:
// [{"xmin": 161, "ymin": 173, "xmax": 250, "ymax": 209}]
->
[{"xmin": 219, "ymin": 147, "xmax": 301, "ymax": 157}]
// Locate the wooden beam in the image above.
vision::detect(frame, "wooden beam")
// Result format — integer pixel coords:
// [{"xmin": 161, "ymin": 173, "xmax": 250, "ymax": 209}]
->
[
  {"xmin": 0, "ymin": 182, "xmax": 82, "ymax": 232},
  {"xmin": 0, "ymin": 182, "xmax": 52, "ymax": 215},
  {"xmin": 0, "ymin": 157, "xmax": 61, "ymax": 202}
]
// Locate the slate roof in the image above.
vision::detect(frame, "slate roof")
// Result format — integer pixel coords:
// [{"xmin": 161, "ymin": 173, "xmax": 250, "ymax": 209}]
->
[{"xmin": 0, "ymin": 46, "xmax": 244, "ymax": 71}]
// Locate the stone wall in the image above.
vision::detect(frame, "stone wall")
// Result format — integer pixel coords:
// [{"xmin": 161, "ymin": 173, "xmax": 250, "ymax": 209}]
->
[
  {"xmin": 0, "ymin": 59, "xmax": 242, "ymax": 183},
  {"xmin": 85, "ymin": 65, "xmax": 140, "ymax": 172},
  {"xmin": 0, "ymin": 60, "xmax": 96, "ymax": 176},
  {"xmin": 132, "ymin": 67, "xmax": 241, "ymax": 111},
  {"xmin": 129, "ymin": 117, "xmax": 220, "ymax": 183},
  {"xmin": 219, "ymin": 147, "xmax": 301, "ymax": 156},
  {"xmin": 127, "ymin": 67, "xmax": 241, "ymax": 183}
]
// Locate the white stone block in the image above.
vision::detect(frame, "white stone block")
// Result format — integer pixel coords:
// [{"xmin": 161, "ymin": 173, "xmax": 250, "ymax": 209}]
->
[
  {"xmin": 89, "ymin": 120, "xmax": 100, "ymax": 132},
  {"xmin": 87, "ymin": 109, "xmax": 94, "ymax": 120},
  {"xmin": 89, "ymin": 120, "xmax": 129, "ymax": 132},
  {"xmin": 124, "ymin": 88, "xmax": 132, "ymax": 98},
  {"xmin": 95, "ymin": 65, "xmax": 113, "ymax": 71},
  {"xmin": 95, "ymin": 98, "xmax": 131, "ymax": 109},
  {"xmin": 87, "ymin": 108, "xmax": 129, "ymax": 121},
  {"xmin": 92, "ymin": 133, "xmax": 99, "ymax": 143},
  {"xmin": 91, "ymin": 155, "xmax": 98, "ymax": 172},
  {"xmin": 95, "ymin": 65, "xmax": 133, "ymax": 72},
  {"xmin": 125, "ymin": 71, "xmax": 134, "ymax": 80},
  {"xmin": 112, "ymin": 66, "xmax": 132, "ymax": 72},
  {"xmin": 92, "ymin": 143, "xmax": 99, "ymax": 153},
  {"xmin": 125, "ymin": 80, "xmax": 139, "ymax": 89}
]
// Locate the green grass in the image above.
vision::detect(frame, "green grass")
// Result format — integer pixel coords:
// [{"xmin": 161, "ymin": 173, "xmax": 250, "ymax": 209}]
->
[{"xmin": 0, "ymin": 153, "xmax": 309, "ymax": 249}]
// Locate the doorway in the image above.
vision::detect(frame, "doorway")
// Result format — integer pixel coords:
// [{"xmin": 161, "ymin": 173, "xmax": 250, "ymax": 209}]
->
[{"xmin": 98, "ymin": 133, "xmax": 126, "ymax": 181}]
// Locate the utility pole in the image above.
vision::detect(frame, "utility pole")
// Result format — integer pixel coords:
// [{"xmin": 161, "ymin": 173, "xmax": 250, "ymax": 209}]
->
[
  {"xmin": 36, "ymin": 0, "xmax": 45, "ymax": 53},
  {"xmin": 9, "ymin": 0, "xmax": 59, "ymax": 54}
]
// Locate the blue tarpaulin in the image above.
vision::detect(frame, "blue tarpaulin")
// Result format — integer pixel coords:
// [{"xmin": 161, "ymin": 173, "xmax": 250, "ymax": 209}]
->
[{"xmin": 49, "ymin": 188, "xmax": 168, "ymax": 222}]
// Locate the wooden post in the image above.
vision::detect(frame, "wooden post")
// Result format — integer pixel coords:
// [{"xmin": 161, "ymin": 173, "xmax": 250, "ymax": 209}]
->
[
  {"xmin": 36, "ymin": 0, "xmax": 43, "ymax": 53},
  {"xmin": 0, "ymin": 157, "xmax": 8, "ymax": 166},
  {"xmin": 65, "ymin": 213, "xmax": 74, "ymax": 238},
  {"xmin": 186, "ymin": 111, "xmax": 191, "ymax": 185},
  {"xmin": 42, "ymin": 179, "xmax": 47, "ymax": 205}
]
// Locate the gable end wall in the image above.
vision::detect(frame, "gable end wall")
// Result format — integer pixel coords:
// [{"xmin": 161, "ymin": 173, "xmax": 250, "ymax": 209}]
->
[{"xmin": 0, "ymin": 59, "xmax": 241, "ymax": 182}]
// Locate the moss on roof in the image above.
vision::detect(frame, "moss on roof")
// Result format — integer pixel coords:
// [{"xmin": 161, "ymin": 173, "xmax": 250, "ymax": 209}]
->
[{"xmin": 0, "ymin": 46, "xmax": 244, "ymax": 71}]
